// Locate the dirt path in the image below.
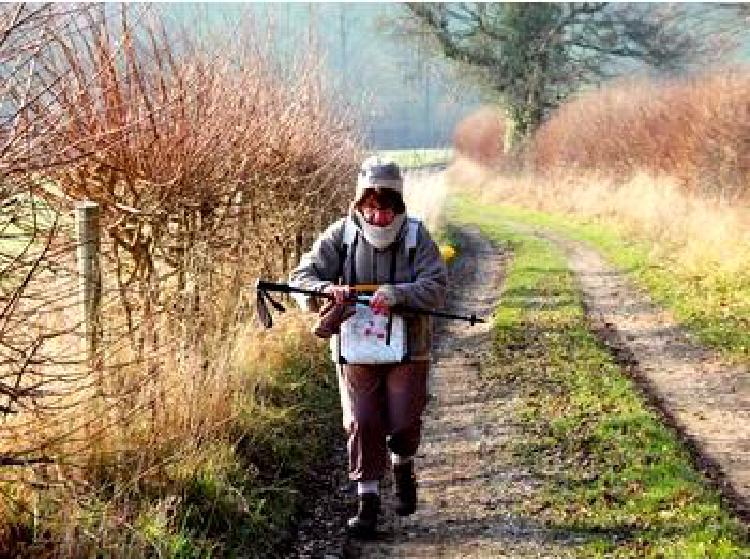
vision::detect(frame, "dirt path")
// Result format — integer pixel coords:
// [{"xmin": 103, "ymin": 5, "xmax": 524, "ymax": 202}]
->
[
  {"xmin": 286, "ymin": 215, "xmax": 748, "ymax": 558},
  {"xmin": 530, "ymin": 228, "xmax": 750, "ymax": 521},
  {"xmin": 344, "ymin": 228, "xmax": 580, "ymax": 558}
]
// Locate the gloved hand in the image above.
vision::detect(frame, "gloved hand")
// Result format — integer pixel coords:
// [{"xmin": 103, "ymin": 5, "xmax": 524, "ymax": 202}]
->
[
  {"xmin": 324, "ymin": 284, "xmax": 352, "ymax": 304},
  {"xmin": 312, "ymin": 298, "xmax": 356, "ymax": 339},
  {"xmin": 370, "ymin": 284, "xmax": 402, "ymax": 314}
]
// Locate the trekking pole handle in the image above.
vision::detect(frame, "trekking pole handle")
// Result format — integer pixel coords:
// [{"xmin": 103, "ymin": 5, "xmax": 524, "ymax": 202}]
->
[
  {"xmin": 255, "ymin": 280, "xmax": 372, "ymax": 305},
  {"xmin": 255, "ymin": 280, "xmax": 485, "ymax": 325}
]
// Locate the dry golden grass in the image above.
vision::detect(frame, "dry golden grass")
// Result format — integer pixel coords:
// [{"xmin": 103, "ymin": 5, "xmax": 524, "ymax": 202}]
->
[
  {"xmin": 447, "ymin": 157, "xmax": 750, "ymax": 280},
  {"xmin": 1, "ymin": 309, "xmax": 328, "ymax": 556}
]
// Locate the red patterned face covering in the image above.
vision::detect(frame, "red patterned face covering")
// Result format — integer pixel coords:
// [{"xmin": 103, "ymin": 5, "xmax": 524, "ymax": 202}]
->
[
  {"xmin": 361, "ymin": 206, "xmax": 395, "ymax": 226},
  {"xmin": 355, "ymin": 210, "xmax": 406, "ymax": 250}
]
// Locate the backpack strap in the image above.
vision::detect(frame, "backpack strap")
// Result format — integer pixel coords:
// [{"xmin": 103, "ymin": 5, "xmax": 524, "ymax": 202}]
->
[
  {"xmin": 405, "ymin": 217, "xmax": 420, "ymax": 282},
  {"xmin": 400, "ymin": 217, "xmax": 421, "ymax": 363},
  {"xmin": 343, "ymin": 215, "xmax": 358, "ymax": 246},
  {"xmin": 339, "ymin": 216, "xmax": 358, "ymax": 286}
]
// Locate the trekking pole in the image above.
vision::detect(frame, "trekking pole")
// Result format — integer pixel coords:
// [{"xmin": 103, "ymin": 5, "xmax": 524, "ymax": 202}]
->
[{"xmin": 255, "ymin": 279, "xmax": 485, "ymax": 329}]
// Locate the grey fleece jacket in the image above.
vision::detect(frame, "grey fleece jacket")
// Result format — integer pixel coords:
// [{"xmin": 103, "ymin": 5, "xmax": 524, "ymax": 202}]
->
[{"xmin": 289, "ymin": 210, "xmax": 448, "ymax": 362}]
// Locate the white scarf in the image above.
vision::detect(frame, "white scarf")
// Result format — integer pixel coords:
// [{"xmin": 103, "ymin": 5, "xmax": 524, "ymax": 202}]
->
[{"xmin": 355, "ymin": 211, "xmax": 406, "ymax": 250}]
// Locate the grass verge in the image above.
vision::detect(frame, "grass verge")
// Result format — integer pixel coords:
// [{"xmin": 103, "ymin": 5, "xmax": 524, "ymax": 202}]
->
[
  {"xmin": 137, "ymin": 317, "xmax": 339, "ymax": 558},
  {"xmin": 2, "ymin": 316, "xmax": 338, "ymax": 559},
  {"xmin": 453, "ymin": 195, "xmax": 750, "ymax": 363},
  {"xmin": 449, "ymin": 197, "xmax": 749, "ymax": 558}
]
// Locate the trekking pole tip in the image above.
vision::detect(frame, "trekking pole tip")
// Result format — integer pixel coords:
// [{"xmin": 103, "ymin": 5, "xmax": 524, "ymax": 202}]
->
[{"xmin": 470, "ymin": 314, "xmax": 485, "ymax": 326}]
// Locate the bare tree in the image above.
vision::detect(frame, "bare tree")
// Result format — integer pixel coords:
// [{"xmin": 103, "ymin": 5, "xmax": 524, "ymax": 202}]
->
[{"xmin": 398, "ymin": 3, "xmax": 744, "ymax": 140}]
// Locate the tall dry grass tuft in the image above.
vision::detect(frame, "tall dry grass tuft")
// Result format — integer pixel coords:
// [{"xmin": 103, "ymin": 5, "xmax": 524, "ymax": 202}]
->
[
  {"xmin": 1, "ymin": 4, "xmax": 362, "ymax": 554},
  {"xmin": 531, "ymin": 69, "xmax": 750, "ymax": 201},
  {"xmin": 403, "ymin": 168, "xmax": 449, "ymax": 232},
  {"xmin": 447, "ymin": 157, "xmax": 750, "ymax": 280}
]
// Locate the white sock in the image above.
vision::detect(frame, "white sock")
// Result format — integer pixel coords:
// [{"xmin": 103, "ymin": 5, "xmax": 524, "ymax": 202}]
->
[
  {"xmin": 357, "ymin": 480, "xmax": 379, "ymax": 495},
  {"xmin": 391, "ymin": 453, "xmax": 413, "ymax": 466}
]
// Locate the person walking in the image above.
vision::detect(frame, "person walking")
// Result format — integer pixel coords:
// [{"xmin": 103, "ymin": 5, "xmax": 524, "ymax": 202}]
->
[{"xmin": 289, "ymin": 156, "xmax": 448, "ymax": 538}]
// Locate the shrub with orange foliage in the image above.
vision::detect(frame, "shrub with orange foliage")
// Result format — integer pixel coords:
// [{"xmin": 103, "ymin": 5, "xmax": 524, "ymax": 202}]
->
[
  {"xmin": 531, "ymin": 70, "xmax": 750, "ymax": 200},
  {"xmin": 453, "ymin": 106, "xmax": 507, "ymax": 168}
]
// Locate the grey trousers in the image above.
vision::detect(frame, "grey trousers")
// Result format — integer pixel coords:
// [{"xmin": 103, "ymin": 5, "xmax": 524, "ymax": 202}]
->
[{"xmin": 339, "ymin": 361, "xmax": 429, "ymax": 481}]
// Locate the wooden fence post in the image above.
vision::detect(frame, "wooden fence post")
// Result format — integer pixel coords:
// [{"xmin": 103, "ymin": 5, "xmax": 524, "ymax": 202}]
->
[{"xmin": 76, "ymin": 201, "xmax": 102, "ymax": 369}]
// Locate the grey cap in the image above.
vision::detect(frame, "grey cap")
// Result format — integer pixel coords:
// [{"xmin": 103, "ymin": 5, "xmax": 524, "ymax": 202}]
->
[{"xmin": 355, "ymin": 156, "xmax": 403, "ymax": 203}]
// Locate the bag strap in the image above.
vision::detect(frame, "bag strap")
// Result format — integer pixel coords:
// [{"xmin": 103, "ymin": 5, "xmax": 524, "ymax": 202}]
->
[
  {"xmin": 337, "ymin": 216, "xmax": 419, "ymax": 365},
  {"xmin": 405, "ymin": 217, "xmax": 419, "ymax": 282},
  {"xmin": 340, "ymin": 215, "xmax": 419, "ymax": 284},
  {"xmin": 340, "ymin": 216, "xmax": 358, "ymax": 286}
]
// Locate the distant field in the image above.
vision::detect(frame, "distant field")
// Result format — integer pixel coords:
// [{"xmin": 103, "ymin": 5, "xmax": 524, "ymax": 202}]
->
[{"xmin": 377, "ymin": 148, "xmax": 454, "ymax": 168}]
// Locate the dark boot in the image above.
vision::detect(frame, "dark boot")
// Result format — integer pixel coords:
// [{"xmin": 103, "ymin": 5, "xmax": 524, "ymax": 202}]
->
[
  {"xmin": 346, "ymin": 493, "xmax": 380, "ymax": 539},
  {"xmin": 393, "ymin": 461, "xmax": 417, "ymax": 516}
]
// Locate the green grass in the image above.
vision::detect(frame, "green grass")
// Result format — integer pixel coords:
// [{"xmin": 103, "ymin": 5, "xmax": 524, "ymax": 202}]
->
[
  {"xmin": 449, "ymin": 196, "xmax": 749, "ymax": 558},
  {"xmin": 139, "ymin": 334, "xmax": 339, "ymax": 558},
  {"xmin": 376, "ymin": 148, "xmax": 453, "ymax": 168},
  {"xmin": 458, "ymin": 200, "xmax": 750, "ymax": 363}
]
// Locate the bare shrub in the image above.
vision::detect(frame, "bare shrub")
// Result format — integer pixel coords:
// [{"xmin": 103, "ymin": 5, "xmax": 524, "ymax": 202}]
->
[
  {"xmin": 0, "ymin": 4, "xmax": 362, "ymax": 553},
  {"xmin": 1, "ymin": 3, "xmax": 95, "ymax": 447},
  {"xmin": 453, "ymin": 106, "xmax": 508, "ymax": 168},
  {"xmin": 532, "ymin": 69, "xmax": 750, "ymax": 201}
]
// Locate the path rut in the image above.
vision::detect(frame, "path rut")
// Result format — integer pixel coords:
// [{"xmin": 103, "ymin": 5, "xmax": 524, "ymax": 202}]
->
[{"xmin": 533, "ymin": 229, "xmax": 750, "ymax": 521}]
